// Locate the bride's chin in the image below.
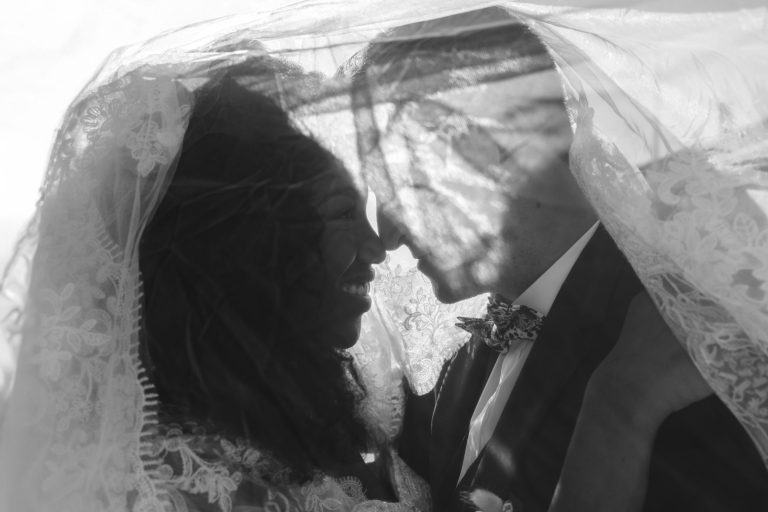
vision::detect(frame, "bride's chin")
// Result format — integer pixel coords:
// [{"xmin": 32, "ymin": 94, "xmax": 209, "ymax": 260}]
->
[{"xmin": 321, "ymin": 316, "xmax": 362, "ymax": 350}]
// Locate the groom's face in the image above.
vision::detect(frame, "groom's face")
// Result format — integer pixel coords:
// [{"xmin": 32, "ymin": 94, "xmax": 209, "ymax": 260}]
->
[{"xmin": 373, "ymin": 71, "xmax": 596, "ymax": 303}]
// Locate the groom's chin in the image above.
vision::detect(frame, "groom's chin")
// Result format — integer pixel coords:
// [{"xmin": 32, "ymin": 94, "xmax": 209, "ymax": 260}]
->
[
  {"xmin": 418, "ymin": 259, "xmax": 479, "ymax": 304},
  {"xmin": 426, "ymin": 272, "xmax": 473, "ymax": 305},
  {"xmin": 432, "ymin": 284, "xmax": 464, "ymax": 304}
]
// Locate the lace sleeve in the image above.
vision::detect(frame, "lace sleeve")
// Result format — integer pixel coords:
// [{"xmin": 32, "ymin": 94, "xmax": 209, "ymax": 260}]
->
[{"xmin": 168, "ymin": 482, "xmax": 303, "ymax": 512}]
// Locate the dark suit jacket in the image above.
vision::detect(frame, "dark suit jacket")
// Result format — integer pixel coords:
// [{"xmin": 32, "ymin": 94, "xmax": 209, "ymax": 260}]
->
[{"xmin": 398, "ymin": 226, "xmax": 768, "ymax": 512}]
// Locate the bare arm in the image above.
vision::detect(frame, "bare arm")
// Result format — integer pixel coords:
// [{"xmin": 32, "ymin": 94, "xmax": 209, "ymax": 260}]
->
[{"xmin": 548, "ymin": 292, "xmax": 712, "ymax": 512}]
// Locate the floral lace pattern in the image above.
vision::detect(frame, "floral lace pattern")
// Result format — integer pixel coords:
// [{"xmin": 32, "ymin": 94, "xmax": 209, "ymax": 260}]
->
[
  {"xmin": 3, "ymin": 5, "xmax": 767, "ymax": 512},
  {"xmin": 568, "ymin": 104, "xmax": 768, "ymax": 462},
  {"xmin": 359, "ymin": 257, "xmax": 486, "ymax": 396},
  {"xmin": 151, "ymin": 426, "xmax": 431, "ymax": 512},
  {"xmin": 352, "ymin": 294, "xmax": 407, "ymax": 445},
  {"xmin": 0, "ymin": 72, "xmax": 189, "ymax": 511}
]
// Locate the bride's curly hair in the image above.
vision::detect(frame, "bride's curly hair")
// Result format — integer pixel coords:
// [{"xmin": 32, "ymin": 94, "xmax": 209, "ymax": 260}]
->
[{"xmin": 138, "ymin": 62, "xmax": 369, "ymax": 480}]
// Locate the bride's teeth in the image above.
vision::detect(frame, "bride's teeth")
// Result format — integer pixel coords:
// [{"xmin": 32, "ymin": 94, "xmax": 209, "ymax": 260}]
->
[{"xmin": 341, "ymin": 283, "xmax": 370, "ymax": 296}]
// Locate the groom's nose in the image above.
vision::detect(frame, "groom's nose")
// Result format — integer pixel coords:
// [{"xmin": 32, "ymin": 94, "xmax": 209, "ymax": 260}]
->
[{"xmin": 376, "ymin": 210, "xmax": 407, "ymax": 251}]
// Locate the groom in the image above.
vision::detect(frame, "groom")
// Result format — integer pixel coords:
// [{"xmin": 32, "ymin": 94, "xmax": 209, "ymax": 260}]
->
[{"xmin": 350, "ymin": 8, "xmax": 768, "ymax": 512}]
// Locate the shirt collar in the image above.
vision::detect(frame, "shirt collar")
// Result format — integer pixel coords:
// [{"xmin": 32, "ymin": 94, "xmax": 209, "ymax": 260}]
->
[{"xmin": 514, "ymin": 222, "xmax": 599, "ymax": 315}]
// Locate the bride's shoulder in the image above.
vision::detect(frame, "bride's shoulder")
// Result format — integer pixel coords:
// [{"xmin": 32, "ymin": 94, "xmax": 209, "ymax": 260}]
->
[
  {"xmin": 151, "ymin": 422, "xmax": 294, "ymax": 511},
  {"xmin": 151, "ymin": 423, "xmax": 430, "ymax": 512}
]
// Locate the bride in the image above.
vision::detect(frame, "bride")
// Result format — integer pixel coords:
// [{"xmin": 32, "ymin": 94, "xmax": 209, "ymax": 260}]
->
[
  {"xmin": 0, "ymin": 50, "xmax": 431, "ymax": 511},
  {"xmin": 138, "ymin": 67, "xmax": 430, "ymax": 509}
]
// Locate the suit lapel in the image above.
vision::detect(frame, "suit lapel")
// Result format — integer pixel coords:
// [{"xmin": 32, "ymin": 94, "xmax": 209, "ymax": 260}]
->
[
  {"xmin": 430, "ymin": 335, "xmax": 499, "ymax": 511},
  {"xmin": 455, "ymin": 225, "xmax": 644, "ymax": 511}
]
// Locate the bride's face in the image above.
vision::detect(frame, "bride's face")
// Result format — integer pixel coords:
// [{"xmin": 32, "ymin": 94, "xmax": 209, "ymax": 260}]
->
[{"xmin": 308, "ymin": 160, "xmax": 385, "ymax": 348}]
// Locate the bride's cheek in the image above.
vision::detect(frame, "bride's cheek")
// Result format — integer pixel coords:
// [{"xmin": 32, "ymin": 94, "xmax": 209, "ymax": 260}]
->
[{"xmin": 320, "ymin": 229, "xmax": 358, "ymax": 277}]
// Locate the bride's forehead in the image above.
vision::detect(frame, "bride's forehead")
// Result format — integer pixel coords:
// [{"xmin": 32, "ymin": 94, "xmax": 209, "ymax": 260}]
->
[{"xmin": 310, "ymin": 159, "xmax": 365, "ymax": 196}]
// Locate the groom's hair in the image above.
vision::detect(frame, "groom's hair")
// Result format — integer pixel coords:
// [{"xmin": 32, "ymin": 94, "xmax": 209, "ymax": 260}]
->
[
  {"xmin": 345, "ymin": 7, "xmax": 556, "ymax": 104},
  {"xmin": 345, "ymin": 7, "xmax": 570, "ymax": 202}
]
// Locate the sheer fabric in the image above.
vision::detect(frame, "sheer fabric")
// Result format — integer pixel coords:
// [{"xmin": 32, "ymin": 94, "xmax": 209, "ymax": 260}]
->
[
  {"xmin": 348, "ymin": 1, "xmax": 768, "ymax": 460},
  {"xmin": 0, "ymin": 1, "xmax": 766, "ymax": 511},
  {"xmin": 152, "ymin": 425, "xmax": 430, "ymax": 512}
]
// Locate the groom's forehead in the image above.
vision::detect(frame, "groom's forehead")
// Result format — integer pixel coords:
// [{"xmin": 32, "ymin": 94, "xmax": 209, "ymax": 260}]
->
[
  {"xmin": 349, "ymin": 9, "xmax": 556, "ymax": 102},
  {"xmin": 419, "ymin": 69, "xmax": 567, "ymax": 132},
  {"xmin": 368, "ymin": 69, "xmax": 570, "ymax": 191},
  {"xmin": 353, "ymin": 13, "xmax": 571, "ymax": 226}
]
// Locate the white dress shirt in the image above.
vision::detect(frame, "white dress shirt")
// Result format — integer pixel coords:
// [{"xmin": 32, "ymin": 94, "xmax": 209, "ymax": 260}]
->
[{"xmin": 458, "ymin": 223, "xmax": 599, "ymax": 482}]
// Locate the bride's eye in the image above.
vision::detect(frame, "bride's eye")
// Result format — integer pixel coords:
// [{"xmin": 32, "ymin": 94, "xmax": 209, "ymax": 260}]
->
[
  {"xmin": 338, "ymin": 207, "xmax": 357, "ymax": 220},
  {"xmin": 318, "ymin": 196, "xmax": 359, "ymax": 221},
  {"xmin": 330, "ymin": 205, "xmax": 357, "ymax": 220}
]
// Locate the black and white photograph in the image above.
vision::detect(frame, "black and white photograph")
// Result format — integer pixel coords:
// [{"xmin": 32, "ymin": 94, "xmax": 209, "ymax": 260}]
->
[{"xmin": 0, "ymin": 1, "xmax": 766, "ymax": 511}]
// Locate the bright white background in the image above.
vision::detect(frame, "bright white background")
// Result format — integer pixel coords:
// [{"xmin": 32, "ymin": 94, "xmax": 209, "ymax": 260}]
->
[
  {"xmin": 2, "ymin": 0, "xmax": 763, "ymax": 283},
  {"xmin": 0, "ymin": 0, "xmax": 763, "ymax": 398},
  {"xmin": 0, "ymin": 0, "xmax": 305, "ymax": 270},
  {"xmin": 1, "ymin": 0, "xmax": 761, "ymax": 269}
]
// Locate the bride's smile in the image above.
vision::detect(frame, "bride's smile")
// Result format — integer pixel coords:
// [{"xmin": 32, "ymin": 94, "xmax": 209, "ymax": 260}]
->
[{"xmin": 311, "ymin": 159, "xmax": 384, "ymax": 348}]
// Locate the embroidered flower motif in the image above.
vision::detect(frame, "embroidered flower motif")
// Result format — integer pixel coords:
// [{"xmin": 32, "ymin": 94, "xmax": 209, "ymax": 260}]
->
[
  {"xmin": 570, "ymin": 108, "xmax": 768, "ymax": 457},
  {"xmin": 300, "ymin": 479, "xmax": 346, "ymax": 511},
  {"xmin": 81, "ymin": 97, "xmax": 127, "ymax": 141},
  {"xmin": 336, "ymin": 477, "xmax": 366, "ymax": 503},
  {"xmin": 77, "ymin": 75, "xmax": 189, "ymax": 179},
  {"xmin": 124, "ymin": 118, "xmax": 171, "ymax": 176},
  {"xmin": 150, "ymin": 422, "xmax": 430, "ymax": 512},
  {"xmin": 364, "ymin": 255, "xmax": 485, "ymax": 395}
]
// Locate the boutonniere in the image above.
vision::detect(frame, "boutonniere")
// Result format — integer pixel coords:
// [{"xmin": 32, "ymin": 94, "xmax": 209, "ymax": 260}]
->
[{"xmin": 456, "ymin": 295, "xmax": 544, "ymax": 354}]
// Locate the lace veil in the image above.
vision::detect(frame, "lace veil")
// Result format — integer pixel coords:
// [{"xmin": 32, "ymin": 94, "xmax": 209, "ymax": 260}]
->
[
  {"xmin": 348, "ymin": 0, "xmax": 768, "ymax": 459},
  {"xmin": 0, "ymin": 1, "xmax": 767, "ymax": 511}
]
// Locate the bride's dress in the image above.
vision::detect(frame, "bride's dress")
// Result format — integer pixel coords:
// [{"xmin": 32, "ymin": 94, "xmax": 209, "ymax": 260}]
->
[{"xmin": 151, "ymin": 423, "xmax": 430, "ymax": 512}]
